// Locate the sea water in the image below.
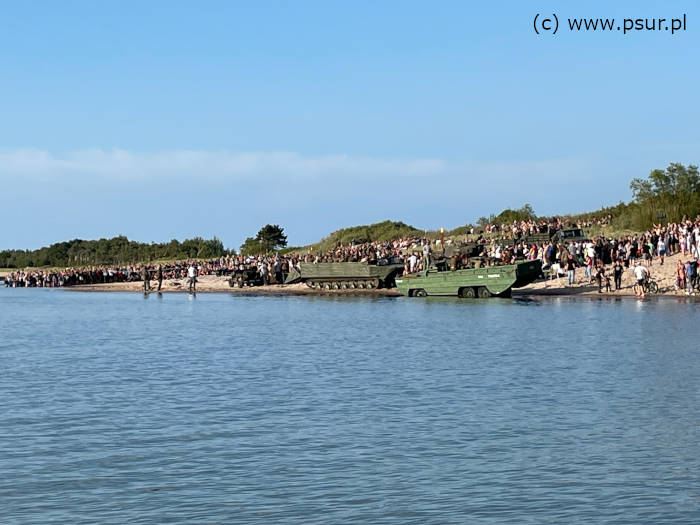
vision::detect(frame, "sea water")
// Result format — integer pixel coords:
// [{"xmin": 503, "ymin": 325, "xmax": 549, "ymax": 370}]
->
[{"xmin": 1, "ymin": 287, "xmax": 698, "ymax": 524}]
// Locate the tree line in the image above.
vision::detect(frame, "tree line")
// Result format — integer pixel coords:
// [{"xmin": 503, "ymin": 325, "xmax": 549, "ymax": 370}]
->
[
  {"xmin": 0, "ymin": 224, "xmax": 290, "ymax": 268},
  {"xmin": 628, "ymin": 162, "xmax": 700, "ymax": 226},
  {"xmin": 0, "ymin": 236, "xmax": 227, "ymax": 269}
]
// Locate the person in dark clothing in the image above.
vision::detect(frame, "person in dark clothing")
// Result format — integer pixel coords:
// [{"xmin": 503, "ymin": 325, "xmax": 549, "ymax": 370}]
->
[
  {"xmin": 156, "ymin": 265, "xmax": 163, "ymax": 291},
  {"xmin": 142, "ymin": 266, "xmax": 150, "ymax": 292},
  {"xmin": 613, "ymin": 260, "xmax": 623, "ymax": 291},
  {"xmin": 273, "ymin": 259, "xmax": 283, "ymax": 284},
  {"xmin": 260, "ymin": 261, "xmax": 270, "ymax": 286},
  {"xmin": 566, "ymin": 257, "xmax": 576, "ymax": 286}
]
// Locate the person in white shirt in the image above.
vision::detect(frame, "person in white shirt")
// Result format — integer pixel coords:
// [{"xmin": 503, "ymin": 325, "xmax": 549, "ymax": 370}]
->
[
  {"xmin": 633, "ymin": 262, "xmax": 648, "ymax": 298},
  {"xmin": 657, "ymin": 238, "xmax": 666, "ymax": 265},
  {"xmin": 408, "ymin": 253, "xmax": 418, "ymax": 273},
  {"xmin": 586, "ymin": 243, "xmax": 596, "ymax": 260},
  {"xmin": 187, "ymin": 264, "xmax": 197, "ymax": 293}
]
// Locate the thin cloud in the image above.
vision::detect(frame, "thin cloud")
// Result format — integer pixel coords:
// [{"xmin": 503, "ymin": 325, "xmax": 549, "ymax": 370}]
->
[
  {"xmin": 0, "ymin": 149, "xmax": 446, "ymax": 181},
  {"xmin": 0, "ymin": 148, "xmax": 598, "ymax": 217},
  {"xmin": 0, "ymin": 148, "xmax": 589, "ymax": 185}
]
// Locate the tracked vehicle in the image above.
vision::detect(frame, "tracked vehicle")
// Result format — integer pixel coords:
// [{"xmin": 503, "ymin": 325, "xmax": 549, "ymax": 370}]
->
[
  {"xmin": 395, "ymin": 259, "xmax": 542, "ymax": 298},
  {"xmin": 285, "ymin": 261, "xmax": 404, "ymax": 290}
]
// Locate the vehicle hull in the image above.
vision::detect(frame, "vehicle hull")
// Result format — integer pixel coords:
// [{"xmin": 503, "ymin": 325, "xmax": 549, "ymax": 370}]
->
[
  {"xmin": 395, "ymin": 260, "xmax": 542, "ymax": 297},
  {"xmin": 285, "ymin": 262, "xmax": 404, "ymax": 289}
]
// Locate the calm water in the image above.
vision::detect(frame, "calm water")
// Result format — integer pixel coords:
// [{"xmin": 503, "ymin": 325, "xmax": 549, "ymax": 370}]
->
[{"xmin": 1, "ymin": 287, "xmax": 698, "ymax": 524}]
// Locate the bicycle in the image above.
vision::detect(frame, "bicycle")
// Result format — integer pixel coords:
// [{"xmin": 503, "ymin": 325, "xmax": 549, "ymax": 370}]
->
[{"xmin": 643, "ymin": 276, "xmax": 659, "ymax": 294}]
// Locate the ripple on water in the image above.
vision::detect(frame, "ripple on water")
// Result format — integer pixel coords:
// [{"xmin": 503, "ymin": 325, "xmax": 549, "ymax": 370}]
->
[{"xmin": 0, "ymin": 289, "xmax": 698, "ymax": 524}]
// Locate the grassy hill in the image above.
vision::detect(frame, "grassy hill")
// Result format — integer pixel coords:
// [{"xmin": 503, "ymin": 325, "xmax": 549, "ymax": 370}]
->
[{"xmin": 305, "ymin": 220, "xmax": 425, "ymax": 252}]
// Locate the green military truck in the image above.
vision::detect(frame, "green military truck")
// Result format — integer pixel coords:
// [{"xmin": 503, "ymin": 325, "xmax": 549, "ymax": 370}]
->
[
  {"xmin": 516, "ymin": 228, "xmax": 588, "ymax": 245},
  {"xmin": 395, "ymin": 259, "xmax": 542, "ymax": 298},
  {"xmin": 285, "ymin": 261, "xmax": 404, "ymax": 289},
  {"xmin": 553, "ymin": 228, "xmax": 588, "ymax": 242}
]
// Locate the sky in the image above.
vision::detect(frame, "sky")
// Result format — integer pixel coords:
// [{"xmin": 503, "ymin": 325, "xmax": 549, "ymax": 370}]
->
[{"xmin": 1, "ymin": 0, "xmax": 699, "ymax": 250}]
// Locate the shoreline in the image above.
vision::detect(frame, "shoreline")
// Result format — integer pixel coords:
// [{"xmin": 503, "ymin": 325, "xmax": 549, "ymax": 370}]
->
[
  {"xmin": 6, "ymin": 251, "xmax": 697, "ymax": 299},
  {"xmin": 58, "ymin": 278, "xmax": 693, "ymax": 300},
  {"xmin": 65, "ymin": 282, "xmax": 402, "ymax": 296},
  {"xmin": 57, "ymin": 284, "xmax": 700, "ymax": 302}
]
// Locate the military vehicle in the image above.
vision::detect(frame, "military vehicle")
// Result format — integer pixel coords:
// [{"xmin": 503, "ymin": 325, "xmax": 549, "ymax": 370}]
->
[
  {"xmin": 442, "ymin": 241, "xmax": 483, "ymax": 258},
  {"xmin": 228, "ymin": 268, "xmax": 262, "ymax": 288},
  {"xmin": 553, "ymin": 228, "xmax": 588, "ymax": 242},
  {"xmin": 395, "ymin": 259, "xmax": 542, "ymax": 298},
  {"xmin": 516, "ymin": 228, "xmax": 588, "ymax": 245},
  {"xmin": 520, "ymin": 231, "xmax": 551, "ymax": 244},
  {"xmin": 285, "ymin": 261, "xmax": 404, "ymax": 289}
]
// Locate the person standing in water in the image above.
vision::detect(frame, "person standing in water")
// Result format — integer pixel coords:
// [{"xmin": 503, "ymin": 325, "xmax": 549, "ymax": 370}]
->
[
  {"xmin": 156, "ymin": 264, "xmax": 163, "ymax": 292},
  {"xmin": 187, "ymin": 263, "xmax": 197, "ymax": 293},
  {"xmin": 142, "ymin": 265, "xmax": 150, "ymax": 292}
]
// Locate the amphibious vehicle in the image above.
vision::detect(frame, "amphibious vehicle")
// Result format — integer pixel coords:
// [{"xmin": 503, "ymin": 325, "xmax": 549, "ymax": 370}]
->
[{"xmin": 395, "ymin": 259, "xmax": 542, "ymax": 298}]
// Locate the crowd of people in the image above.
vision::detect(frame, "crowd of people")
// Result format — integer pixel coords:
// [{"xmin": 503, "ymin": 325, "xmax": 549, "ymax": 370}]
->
[
  {"xmin": 481, "ymin": 214, "xmax": 614, "ymax": 240},
  {"xmin": 497, "ymin": 218, "xmax": 700, "ymax": 296},
  {"xmin": 2, "ymin": 256, "xmax": 283, "ymax": 290},
  {"xmin": 4, "ymin": 217, "xmax": 700, "ymax": 295},
  {"xmin": 1, "ymin": 236, "xmax": 438, "ymax": 290}
]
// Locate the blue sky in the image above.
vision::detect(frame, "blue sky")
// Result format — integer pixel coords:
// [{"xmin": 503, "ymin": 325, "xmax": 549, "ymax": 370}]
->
[{"xmin": 1, "ymin": 1, "xmax": 699, "ymax": 250}]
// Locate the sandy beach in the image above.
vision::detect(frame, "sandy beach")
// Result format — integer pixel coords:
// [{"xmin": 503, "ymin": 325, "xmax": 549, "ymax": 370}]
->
[{"xmin": 64, "ymin": 277, "xmax": 402, "ymax": 296}]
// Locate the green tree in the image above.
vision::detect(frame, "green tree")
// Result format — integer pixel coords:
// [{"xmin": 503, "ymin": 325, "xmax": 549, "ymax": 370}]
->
[
  {"xmin": 0, "ymin": 236, "xmax": 228, "ymax": 268},
  {"xmin": 630, "ymin": 163, "xmax": 700, "ymax": 226},
  {"xmin": 239, "ymin": 237, "xmax": 265, "ymax": 256},
  {"xmin": 255, "ymin": 224, "xmax": 288, "ymax": 253},
  {"xmin": 492, "ymin": 204, "xmax": 536, "ymax": 224}
]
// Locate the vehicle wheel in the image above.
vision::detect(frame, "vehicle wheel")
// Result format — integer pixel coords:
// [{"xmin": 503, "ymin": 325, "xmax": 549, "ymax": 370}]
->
[
  {"xmin": 459, "ymin": 287, "xmax": 475, "ymax": 298},
  {"xmin": 477, "ymin": 287, "xmax": 492, "ymax": 299},
  {"xmin": 323, "ymin": 282, "xmax": 332, "ymax": 290},
  {"xmin": 648, "ymin": 281, "xmax": 659, "ymax": 294},
  {"xmin": 332, "ymin": 282, "xmax": 340, "ymax": 290},
  {"xmin": 350, "ymin": 281, "xmax": 357, "ymax": 289},
  {"xmin": 414, "ymin": 289, "xmax": 427, "ymax": 297},
  {"xmin": 357, "ymin": 281, "xmax": 366, "ymax": 289}
]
